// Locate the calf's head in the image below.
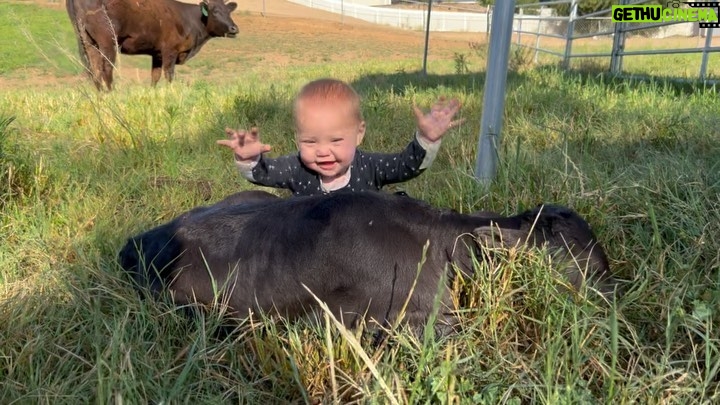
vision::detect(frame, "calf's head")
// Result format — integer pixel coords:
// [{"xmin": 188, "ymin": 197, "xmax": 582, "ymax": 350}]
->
[
  {"xmin": 201, "ymin": 0, "xmax": 239, "ymax": 38},
  {"xmin": 472, "ymin": 204, "xmax": 618, "ymax": 299}
]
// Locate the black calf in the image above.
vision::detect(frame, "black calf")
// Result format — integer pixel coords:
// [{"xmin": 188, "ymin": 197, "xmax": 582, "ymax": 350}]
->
[{"xmin": 119, "ymin": 191, "xmax": 618, "ymax": 333}]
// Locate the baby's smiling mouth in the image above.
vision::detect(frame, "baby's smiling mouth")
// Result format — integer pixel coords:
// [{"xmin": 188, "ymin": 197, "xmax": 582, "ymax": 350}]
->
[{"xmin": 317, "ymin": 161, "xmax": 336, "ymax": 169}]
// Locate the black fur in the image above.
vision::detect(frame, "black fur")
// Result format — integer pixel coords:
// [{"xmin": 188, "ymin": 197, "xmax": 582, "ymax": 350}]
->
[{"xmin": 119, "ymin": 191, "xmax": 618, "ymax": 333}]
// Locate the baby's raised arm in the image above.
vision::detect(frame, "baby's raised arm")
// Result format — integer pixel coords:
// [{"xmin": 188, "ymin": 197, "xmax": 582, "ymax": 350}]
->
[
  {"xmin": 413, "ymin": 97, "xmax": 464, "ymax": 144},
  {"xmin": 217, "ymin": 127, "xmax": 272, "ymax": 162}
]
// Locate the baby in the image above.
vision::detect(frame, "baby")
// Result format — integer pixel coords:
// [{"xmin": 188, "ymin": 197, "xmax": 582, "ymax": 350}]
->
[{"xmin": 217, "ymin": 78, "xmax": 462, "ymax": 196}]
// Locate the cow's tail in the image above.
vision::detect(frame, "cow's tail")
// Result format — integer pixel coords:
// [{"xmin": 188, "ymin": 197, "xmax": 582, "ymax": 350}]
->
[{"xmin": 65, "ymin": 0, "xmax": 92, "ymax": 76}]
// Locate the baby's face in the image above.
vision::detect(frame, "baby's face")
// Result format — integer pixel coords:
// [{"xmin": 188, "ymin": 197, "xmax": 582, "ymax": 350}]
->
[{"xmin": 295, "ymin": 99, "xmax": 365, "ymax": 183}]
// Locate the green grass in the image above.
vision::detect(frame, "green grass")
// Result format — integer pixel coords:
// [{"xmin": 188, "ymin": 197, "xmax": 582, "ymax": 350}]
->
[
  {"xmin": 0, "ymin": 3, "xmax": 81, "ymax": 75},
  {"xmin": 510, "ymin": 35, "xmax": 720, "ymax": 80},
  {"xmin": 1, "ymin": 2, "xmax": 719, "ymax": 404}
]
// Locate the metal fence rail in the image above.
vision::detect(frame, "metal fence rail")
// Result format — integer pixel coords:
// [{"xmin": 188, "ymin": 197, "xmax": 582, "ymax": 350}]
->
[{"xmin": 511, "ymin": 0, "xmax": 719, "ymax": 80}]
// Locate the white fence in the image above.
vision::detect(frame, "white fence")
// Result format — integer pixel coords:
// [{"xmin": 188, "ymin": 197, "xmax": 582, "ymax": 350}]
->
[
  {"xmin": 288, "ymin": 0, "xmax": 490, "ymax": 32},
  {"xmin": 288, "ymin": 0, "xmax": 720, "ymax": 37},
  {"xmin": 349, "ymin": 0, "xmax": 392, "ymax": 6}
]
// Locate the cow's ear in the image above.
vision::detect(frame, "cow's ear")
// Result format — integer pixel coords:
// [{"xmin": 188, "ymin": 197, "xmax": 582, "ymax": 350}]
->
[
  {"xmin": 200, "ymin": 1, "xmax": 209, "ymax": 17},
  {"xmin": 227, "ymin": 2, "xmax": 237, "ymax": 12}
]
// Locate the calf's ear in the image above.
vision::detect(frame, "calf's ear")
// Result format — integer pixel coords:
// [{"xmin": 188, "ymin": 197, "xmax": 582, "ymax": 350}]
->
[
  {"xmin": 227, "ymin": 2, "xmax": 237, "ymax": 12},
  {"xmin": 473, "ymin": 225, "xmax": 527, "ymax": 249},
  {"xmin": 200, "ymin": 1, "xmax": 209, "ymax": 17}
]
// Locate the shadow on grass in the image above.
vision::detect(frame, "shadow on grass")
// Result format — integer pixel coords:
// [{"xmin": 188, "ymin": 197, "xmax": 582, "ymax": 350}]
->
[
  {"xmin": 352, "ymin": 70, "xmax": 490, "ymax": 95},
  {"xmin": 538, "ymin": 62, "xmax": 720, "ymax": 96}
]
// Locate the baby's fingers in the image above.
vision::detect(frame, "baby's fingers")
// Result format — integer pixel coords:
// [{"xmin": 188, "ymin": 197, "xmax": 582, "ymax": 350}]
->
[
  {"xmin": 246, "ymin": 127, "xmax": 261, "ymax": 142},
  {"xmin": 412, "ymin": 105, "xmax": 425, "ymax": 122},
  {"xmin": 224, "ymin": 127, "xmax": 239, "ymax": 139},
  {"xmin": 216, "ymin": 139, "xmax": 234, "ymax": 148},
  {"xmin": 448, "ymin": 98, "xmax": 461, "ymax": 112}
]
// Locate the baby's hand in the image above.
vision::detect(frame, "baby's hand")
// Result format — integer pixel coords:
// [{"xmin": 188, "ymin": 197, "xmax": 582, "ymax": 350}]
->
[
  {"xmin": 217, "ymin": 127, "xmax": 272, "ymax": 162},
  {"xmin": 413, "ymin": 97, "xmax": 464, "ymax": 143}
]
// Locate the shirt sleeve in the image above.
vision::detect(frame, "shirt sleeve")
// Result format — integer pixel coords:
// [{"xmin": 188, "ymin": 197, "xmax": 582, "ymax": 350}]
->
[
  {"xmin": 235, "ymin": 154, "xmax": 304, "ymax": 189},
  {"xmin": 361, "ymin": 132, "xmax": 442, "ymax": 186},
  {"xmin": 235, "ymin": 155, "xmax": 261, "ymax": 182}
]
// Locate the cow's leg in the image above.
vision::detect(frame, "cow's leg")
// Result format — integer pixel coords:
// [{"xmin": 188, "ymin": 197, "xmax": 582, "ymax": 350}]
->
[
  {"xmin": 384, "ymin": 268, "xmax": 459, "ymax": 339},
  {"xmin": 83, "ymin": 11, "xmax": 117, "ymax": 91},
  {"xmin": 164, "ymin": 62, "xmax": 176, "ymax": 83},
  {"xmin": 70, "ymin": 18, "xmax": 98, "ymax": 87},
  {"xmin": 84, "ymin": 39, "xmax": 115, "ymax": 91},
  {"xmin": 100, "ymin": 47, "xmax": 116, "ymax": 91},
  {"xmin": 151, "ymin": 56, "xmax": 162, "ymax": 86},
  {"xmin": 401, "ymin": 288, "xmax": 459, "ymax": 340},
  {"xmin": 162, "ymin": 52, "xmax": 178, "ymax": 83},
  {"xmin": 82, "ymin": 40, "xmax": 105, "ymax": 91}
]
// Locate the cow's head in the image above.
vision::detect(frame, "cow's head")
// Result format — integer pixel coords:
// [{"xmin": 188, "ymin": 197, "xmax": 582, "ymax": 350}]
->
[
  {"xmin": 471, "ymin": 205, "xmax": 619, "ymax": 299},
  {"xmin": 200, "ymin": 0, "xmax": 239, "ymax": 38}
]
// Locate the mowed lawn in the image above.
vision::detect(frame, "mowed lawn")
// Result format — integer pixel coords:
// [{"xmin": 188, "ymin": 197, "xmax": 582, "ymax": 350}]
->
[{"xmin": 1, "ymin": 1, "xmax": 719, "ymax": 403}]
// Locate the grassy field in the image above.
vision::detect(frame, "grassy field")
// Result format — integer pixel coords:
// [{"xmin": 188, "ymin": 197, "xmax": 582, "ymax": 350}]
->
[
  {"xmin": 1, "ymin": 2, "xmax": 719, "ymax": 403},
  {"xmin": 522, "ymin": 35, "xmax": 720, "ymax": 80}
]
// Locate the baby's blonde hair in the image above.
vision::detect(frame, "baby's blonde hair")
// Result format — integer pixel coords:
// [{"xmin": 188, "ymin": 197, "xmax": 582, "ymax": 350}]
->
[{"xmin": 293, "ymin": 78, "xmax": 363, "ymax": 126}]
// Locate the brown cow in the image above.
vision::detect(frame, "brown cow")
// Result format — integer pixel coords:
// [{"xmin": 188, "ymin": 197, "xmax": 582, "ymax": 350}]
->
[{"xmin": 66, "ymin": 0, "xmax": 238, "ymax": 90}]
